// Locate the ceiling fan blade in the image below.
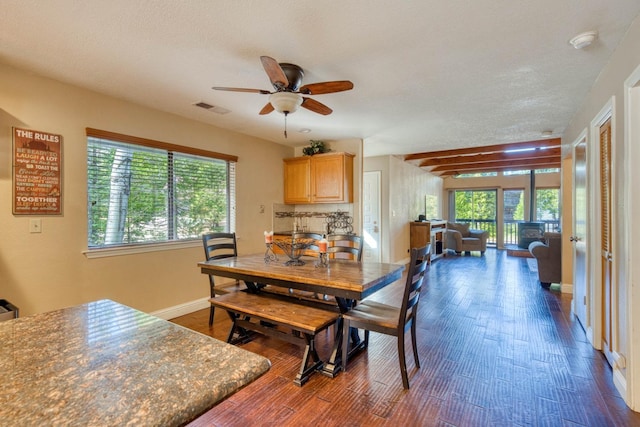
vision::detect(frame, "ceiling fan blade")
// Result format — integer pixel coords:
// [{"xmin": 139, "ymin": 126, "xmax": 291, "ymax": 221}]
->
[
  {"xmin": 260, "ymin": 56, "xmax": 288, "ymax": 89},
  {"xmin": 299, "ymin": 80, "xmax": 354, "ymax": 95},
  {"xmin": 259, "ymin": 102, "xmax": 274, "ymax": 115},
  {"xmin": 301, "ymin": 97, "xmax": 332, "ymax": 115},
  {"xmin": 212, "ymin": 86, "xmax": 271, "ymax": 94}
]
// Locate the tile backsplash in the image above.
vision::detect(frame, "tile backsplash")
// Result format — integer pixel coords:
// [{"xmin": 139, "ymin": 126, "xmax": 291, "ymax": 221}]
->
[{"xmin": 272, "ymin": 203, "xmax": 354, "ymax": 235}]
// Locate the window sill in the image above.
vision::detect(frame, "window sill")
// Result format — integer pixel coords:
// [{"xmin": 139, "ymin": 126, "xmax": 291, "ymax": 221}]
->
[{"xmin": 83, "ymin": 239, "xmax": 201, "ymax": 259}]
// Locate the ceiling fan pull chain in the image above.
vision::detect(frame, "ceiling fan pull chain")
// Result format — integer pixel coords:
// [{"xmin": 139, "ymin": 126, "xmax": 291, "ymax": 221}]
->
[{"xmin": 284, "ymin": 112, "xmax": 288, "ymax": 138}]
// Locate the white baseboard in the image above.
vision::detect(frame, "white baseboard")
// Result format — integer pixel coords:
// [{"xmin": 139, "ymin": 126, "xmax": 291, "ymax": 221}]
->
[
  {"xmin": 586, "ymin": 326, "xmax": 596, "ymax": 348},
  {"xmin": 150, "ymin": 297, "xmax": 210, "ymax": 320},
  {"xmin": 613, "ymin": 367, "xmax": 627, "ymax": 404}
]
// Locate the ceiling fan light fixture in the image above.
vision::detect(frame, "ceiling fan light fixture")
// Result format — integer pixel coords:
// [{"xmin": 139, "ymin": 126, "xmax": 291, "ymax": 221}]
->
[
  {"xmin": 269, "ymin": 92, "xmax": 303, "ymax": 114},
  {"xmin": 569, "ymin": 31, "xmax": 598, "ymax": 49}
]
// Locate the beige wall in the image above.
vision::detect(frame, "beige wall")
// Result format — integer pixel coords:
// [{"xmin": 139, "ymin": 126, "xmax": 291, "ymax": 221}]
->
[
  {"xmin": 0, "ymin": 62, "xmax": 293, "ymax": 316},
  {"xmin": 562, "ymin": 15, "xmax": 640, "ymax": 408},
  {"xmin": 364, "ymin": 155, "xmax": 443, "ymax": 264}
]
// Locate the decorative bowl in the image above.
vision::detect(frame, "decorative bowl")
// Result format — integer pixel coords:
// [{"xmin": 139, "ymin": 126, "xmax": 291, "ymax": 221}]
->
[{"xmin": 273, "ymin": 238, "xmax": 314, "ymax": 266}]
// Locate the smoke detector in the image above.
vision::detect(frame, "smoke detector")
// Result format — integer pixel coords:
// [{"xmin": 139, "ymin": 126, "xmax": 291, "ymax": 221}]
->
[{"xmin": 569, "ymin": 31, "xmax": 598, "ymax": 49}]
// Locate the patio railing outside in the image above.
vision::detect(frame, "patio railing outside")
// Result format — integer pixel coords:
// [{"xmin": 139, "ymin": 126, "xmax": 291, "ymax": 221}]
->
[{"xmin": 453, "ymin": 219, "xmax": 561, "ymax": 246}]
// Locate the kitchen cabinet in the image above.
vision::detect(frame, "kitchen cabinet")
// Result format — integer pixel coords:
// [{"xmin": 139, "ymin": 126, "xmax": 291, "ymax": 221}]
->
[
  {"xmin": 410, "ymin": 220, "xmax": 447, "ymax": 262},
  {"xmin": 283, "ymin": 152, "xmax": 354, "ymax": 204},
  {"xmin": 283, "ymin": 157, "xmax": 311, "ymax": 204}
]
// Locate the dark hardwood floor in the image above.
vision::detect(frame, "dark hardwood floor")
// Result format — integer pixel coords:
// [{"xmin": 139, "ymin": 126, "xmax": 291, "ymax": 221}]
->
[{"xmin": 172, "ymin": 249, "xmax": 640, "ymax": 426}]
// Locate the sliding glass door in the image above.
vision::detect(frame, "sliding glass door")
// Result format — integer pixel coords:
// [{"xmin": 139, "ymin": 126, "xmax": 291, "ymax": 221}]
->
[
  {"xmin": 503, "ymin": 189, "xmax": 524, "ymax": 245},
  {"xmin": 452, "ymin": 190, "xmax": 497, "ymax": 245}
]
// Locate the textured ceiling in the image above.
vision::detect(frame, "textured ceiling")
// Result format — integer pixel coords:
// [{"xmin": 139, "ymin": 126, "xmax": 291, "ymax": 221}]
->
[{"xmin": 2, "ymin": 1, "xmax": 639, "ymax": 157}]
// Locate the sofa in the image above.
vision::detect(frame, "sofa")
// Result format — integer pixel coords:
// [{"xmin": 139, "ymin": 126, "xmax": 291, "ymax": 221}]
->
[
  {"xmin": 528, "ymin": 232, "xmax": 562, "ymax": 288},
  {"xmin": 445, "ymin": 222, "xmax": 488, "ymax": 255}
]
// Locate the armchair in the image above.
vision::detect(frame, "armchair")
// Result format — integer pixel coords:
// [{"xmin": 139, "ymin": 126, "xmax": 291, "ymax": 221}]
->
[
  {"xmin": 528, "ymin": 232, "xmax": 562, "ymax": 288},
  {"xmin": 445, "ymin": 222, "xmax": 488, "ymax": 255}
]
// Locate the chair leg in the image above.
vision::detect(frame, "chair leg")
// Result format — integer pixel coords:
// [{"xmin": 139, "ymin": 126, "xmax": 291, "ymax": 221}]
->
[
  {"xmin": 397, "ymin": 330, "xmax": 409, "ymax": 389},
  {"xmin": 411, "ymin": 318, "xmax": 420, "ymax": 369},
  {"xmin": 209, "ymin": 281, "xmax": 216, "ymax": 326},
  {"xmin": 341, "ymin": 318, "xmax": 350, "ymax": 372}
]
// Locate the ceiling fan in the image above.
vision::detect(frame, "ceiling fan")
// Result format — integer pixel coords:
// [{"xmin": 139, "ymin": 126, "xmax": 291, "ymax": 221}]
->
[{"xmin": 213, "ymin": 56, "xmax": 354, "ymax": 137}]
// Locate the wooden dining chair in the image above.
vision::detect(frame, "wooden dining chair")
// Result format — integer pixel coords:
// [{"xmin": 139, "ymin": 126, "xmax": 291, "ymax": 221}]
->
[
  {"xmin": 327, "ymin": 234, "xmax": 363, "ymax": 261},
  {"xmin": 292, "ymin": 232, "xmax": 323, "ymax": 254},
  {"xmin": 341, "ymin": 244, "xmax": 430, "ymax": 389},
  {"xmin": 202, "ymin": 232, "xmax": 241, "ymax": 326}
]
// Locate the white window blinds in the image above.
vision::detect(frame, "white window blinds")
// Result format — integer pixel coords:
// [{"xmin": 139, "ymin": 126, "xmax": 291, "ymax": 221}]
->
[{"xmin": 87, "ymin": 130, "xmax": 236, "ymax": 248}]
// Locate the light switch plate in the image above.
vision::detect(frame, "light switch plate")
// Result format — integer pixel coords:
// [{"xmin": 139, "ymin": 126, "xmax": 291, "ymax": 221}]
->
[{"xmin": 29, "ymin": 219, "xmax": 42, "ymax": 233}]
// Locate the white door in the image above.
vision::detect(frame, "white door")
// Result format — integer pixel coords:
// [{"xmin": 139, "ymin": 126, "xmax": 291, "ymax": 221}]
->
[
  {"xmin": 363, "ymin": 171, "xmax": 381, "ymax": 262},
  {"xmin": 573, "ymin": 137, "xmax": 588, "ymax": 330}
]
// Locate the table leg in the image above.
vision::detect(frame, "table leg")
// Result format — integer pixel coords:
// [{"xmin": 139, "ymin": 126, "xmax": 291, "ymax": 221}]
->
[
  {"xmin": 244, "ymin": 281, "xmax": 266, "ymax": 293},
  {"xmin": 320, "ymin": 315, "xmax": 344, "ymax": 377},
  {"xmin": 320, "ymin": 297, "xmax": 366, "ymax": 378}
]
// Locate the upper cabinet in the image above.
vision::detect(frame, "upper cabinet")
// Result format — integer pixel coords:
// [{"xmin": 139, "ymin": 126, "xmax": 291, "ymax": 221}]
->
[
  {"xmin": 283, "ymin": 152, "xmax": 354, "ymax": 204},
  {"xmin": 283, "ymin": 156, "xmax": 312, "ymax": 204}
]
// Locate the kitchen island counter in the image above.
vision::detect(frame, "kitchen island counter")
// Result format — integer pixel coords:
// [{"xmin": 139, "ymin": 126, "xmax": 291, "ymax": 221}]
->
[{"xmin": 0, "ymin": 299, "xmax": 270, "ymax": 426}]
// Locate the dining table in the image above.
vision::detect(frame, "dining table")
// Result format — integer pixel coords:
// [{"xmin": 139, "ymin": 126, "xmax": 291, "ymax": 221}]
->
[
  {"xmin": 0, "ymin": 299, "xmax": 271, "ymax": 426},
  {"xmin": 198, "ymin": 253, "xmax": 405, "ymax": 376}
]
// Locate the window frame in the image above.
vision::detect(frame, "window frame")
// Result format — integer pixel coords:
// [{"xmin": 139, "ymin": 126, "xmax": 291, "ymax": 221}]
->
[{"xmin": 84, "ymin": 128, "xmax": 237, "ymax": 258}]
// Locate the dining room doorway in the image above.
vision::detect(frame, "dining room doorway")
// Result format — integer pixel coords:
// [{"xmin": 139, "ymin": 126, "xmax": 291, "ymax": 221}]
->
[{"xmin": 363, "ymin": 171, "xmax": 381, "ymax": 262}]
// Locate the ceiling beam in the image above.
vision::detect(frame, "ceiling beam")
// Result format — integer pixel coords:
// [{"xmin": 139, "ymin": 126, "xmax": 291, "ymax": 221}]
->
[
  {"xmin": 431, "ymin": 157, "xmax": 561, "ymax": 175},
  {"xmin": 438, "ymin": 163, "xmax": 562, "ymax": 176},
  {"xmin": 418, "ymin": 146, "xmax": 560, "ymax": 168},
  {"xmin": 405, "ymin": 138, "xmax": 561, "ymax": 162}
]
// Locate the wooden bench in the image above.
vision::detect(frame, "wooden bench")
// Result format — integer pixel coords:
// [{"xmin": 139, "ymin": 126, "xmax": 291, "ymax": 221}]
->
[{"xmin": 209, "ymin": 291, "xmax": 340, "ymax": 386}]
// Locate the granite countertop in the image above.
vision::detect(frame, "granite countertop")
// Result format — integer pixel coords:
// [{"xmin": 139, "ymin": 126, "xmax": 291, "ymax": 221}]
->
[{"xmin": 0, "ymin": 299, "xmax": 270, "ymax": 426}]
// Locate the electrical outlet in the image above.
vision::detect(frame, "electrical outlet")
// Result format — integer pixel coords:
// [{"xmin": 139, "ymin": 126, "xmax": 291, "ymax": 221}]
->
[{"xmin": 29, "ymin": 219, "xmax": 42, "ymax": 233}]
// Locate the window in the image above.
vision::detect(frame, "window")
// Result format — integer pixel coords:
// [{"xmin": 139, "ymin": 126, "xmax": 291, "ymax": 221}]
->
[
  {"xmin": 87, "ymin": 129, "xmax": 236, "ymax": 248},
  {"xmin": 535, "ymin": 188, "xmax": 560, "ymax": 222},
  {"xmin": 503, "ymin": 169, "xmax": 530, "ymax": 176},
  {"xmin": 455, "ymin": 172, "xmax": 498, "ymax": 178},
  {"xmin": 535, "ymin": 168, "xmax": 560, "ymax": 174}
]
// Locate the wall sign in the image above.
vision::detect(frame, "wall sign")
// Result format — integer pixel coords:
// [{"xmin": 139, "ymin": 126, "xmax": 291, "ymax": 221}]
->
[{"xmin": 12, "ymin": 127, "xmax": 63, "ymax": 215}]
